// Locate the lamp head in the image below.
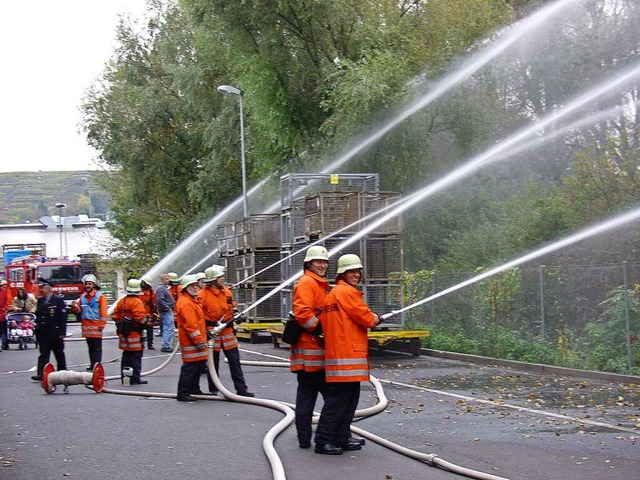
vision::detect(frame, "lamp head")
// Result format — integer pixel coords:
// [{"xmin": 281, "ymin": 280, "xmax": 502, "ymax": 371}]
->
[{"xmin": 217, "ymin": 84, "xmax": 242, "ymax": 96}]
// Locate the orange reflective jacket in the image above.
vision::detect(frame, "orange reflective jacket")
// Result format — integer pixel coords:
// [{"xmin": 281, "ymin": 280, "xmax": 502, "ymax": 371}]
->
[
  {"xmin": 197, "ymin": 285, "xmax": 238, "ymax": 352},
  {"xmin": 112, "ymin": 295, "xmax": 147, "ymax": 351},
  {"xmin": 323, "ymin": 279, "xmax": 378, "ymax": 383},
  {"xmin": 139, "ymin": 287, "xmax": 156, "ymax": 315},
  {"xmin": 74, "ymin": 290, "xmax": 109, "ymax": 339},
  {"xmin": 290, "ymin": 270, "xmax": 330, "ymax": 373},
  {"xmin": 176, "ymin": 291, "xmax": 208, "ymax": 363}
]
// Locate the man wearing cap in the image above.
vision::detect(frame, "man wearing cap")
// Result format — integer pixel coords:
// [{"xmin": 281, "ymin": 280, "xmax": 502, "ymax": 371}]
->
[
  {"xmin": 314, "ymin": 254, "xmax": 382, "ymax": 455},
  {"xmin": 139, "ymin": 276, "xmax": 157, "ymax": 350},
  {"xmin": 71, "ymin": 274, "xmax": 109, "ymax": 370},
  {"xmin": 175, "ymin": 275, "xmax": 209, "ymax": 402},
  {"xmin": 198, "ymin": 265, "xmax": 254, "ymax": 397},
  {"xmin": 156, "ymin": 273, "xmax": 176, "ymax": 353},
  {"xmin": 31, "ymin": 280, "xmax": 67, "ymax": 381},
  {"xmin": 0, "ymin": 279, "xmax": 13, "ymax": 350},
  {"xmin": 112, "ymin": 279, "xmax": 148, "ymax": 385}
]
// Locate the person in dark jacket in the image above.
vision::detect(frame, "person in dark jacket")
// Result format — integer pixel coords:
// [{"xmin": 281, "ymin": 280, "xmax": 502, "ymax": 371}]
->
[{"xmin": 31, "ymin": 279, "xmax": 67, "ymax": 381}]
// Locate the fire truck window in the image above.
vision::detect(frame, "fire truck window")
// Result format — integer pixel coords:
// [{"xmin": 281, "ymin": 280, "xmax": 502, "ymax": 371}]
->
[
  {"xmin": 9, "ymin": 269, "xmax": 24, "ymax": 282},
  {"xmin": 37, "ymin": 266, "xmax": 83, "ymax": 284}
]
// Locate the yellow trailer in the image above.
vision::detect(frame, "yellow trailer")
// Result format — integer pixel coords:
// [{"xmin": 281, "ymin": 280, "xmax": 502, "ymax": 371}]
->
[{"xmin": 264, "ymin": 324, "xmax": 429, "ymax": 357}]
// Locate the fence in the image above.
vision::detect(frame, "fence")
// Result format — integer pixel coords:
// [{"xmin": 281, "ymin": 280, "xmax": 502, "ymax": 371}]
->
[{"xmin": 404, "ymin": 262, "xmax": 640, "ymax": 374}]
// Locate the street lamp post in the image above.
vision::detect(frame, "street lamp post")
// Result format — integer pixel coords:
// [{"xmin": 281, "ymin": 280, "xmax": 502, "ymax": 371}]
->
[
  {"xmin": 217, "ymin": 84, "xmax": 248, "ymax": 219},
  {"xmin": 54, "ymin": 202, "xmax": 66, "ymax": 257}
]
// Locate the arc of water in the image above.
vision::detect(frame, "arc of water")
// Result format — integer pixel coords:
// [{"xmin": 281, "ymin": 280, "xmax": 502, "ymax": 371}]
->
[
  {"xmin": 324, "ymin": 62, "xmax": 640, "ymax": 259},
  {"xmin": 229, "ymin": 99, "xmax": 636, "ymax": 288},
  {"xmin": 145, "ymin": 0, "xmax": 583, "ymax": 280},
  {"xmin": 317, "ymin": 0, "xmax": 583, "ymax": 174},
  {"xmin": 239, "ymin": 62, "xmax": 640, "ymax": 315},
  {"xmin": 390, "ymin": 206, "xmax": 640, "ymax": 316},
  {"xmin": 144, "ymin": 178, "xmax": 270, "ymax": 280}
]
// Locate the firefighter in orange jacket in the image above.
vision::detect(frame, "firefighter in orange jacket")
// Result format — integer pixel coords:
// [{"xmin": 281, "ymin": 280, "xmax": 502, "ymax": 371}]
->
[
  {"xmin": 139, "ymin": 276, "xmax": 157, "ymax": 350},
  {"xmin": 71, "ymin": 274, "xmax": 109, "ymax": 370},
  {"xmin": 314, "ymin": 254, "xmax": 382, "ymax": 455},
  {"xmin": 198, "ymin": 265, "xmax": 254, "ymax": 397},
  {"xmin": 175, "ymin": 275, "xmax": 209, "ymax": 402},
  {"xmin": 291, "ymin": 246, "xmax": 330, "ymax": 449},
  {"xmin": 113, "ymin": 279, "xmax": 148, "ymax": 385},
  {"xmin": 168, "ymin": 272, "xmax": 181, "ymax": 306}
]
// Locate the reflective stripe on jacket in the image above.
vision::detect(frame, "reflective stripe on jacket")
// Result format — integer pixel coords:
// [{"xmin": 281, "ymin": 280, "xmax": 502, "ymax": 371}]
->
[
  {"xmin": 323, "ymin": 279, "xmax": 377, "ymax": 383},
  {"xmin": 198, "ymin": 285, "xmax": 238, "ymax": 352},
  {"xmin": 176, "ymin": 291, "xmax": 208, "ymax": 362},
  {"xmin": 112, "ymin": 295, "xmax": 146, "ymax": 351},
  {"xmin": 79, "ymin": 291, "xmax": 109, "ymax": 339},
  {"xmin": 290, "ymin": 270, "xmax": 330, "ymax": 373}
]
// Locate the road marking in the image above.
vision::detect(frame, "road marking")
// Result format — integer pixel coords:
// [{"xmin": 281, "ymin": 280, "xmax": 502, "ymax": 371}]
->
[{"xmin": 378, "ymin": 378, "xmax": 639, "ymax": 435}]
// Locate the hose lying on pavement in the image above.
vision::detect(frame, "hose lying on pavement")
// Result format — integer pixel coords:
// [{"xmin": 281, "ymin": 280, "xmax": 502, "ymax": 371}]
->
[
  {"xmin": 104, "ymin": 342, "xmax": 181, "ymax": 381},
  {"xmin": 97, "ymin": 343, "xmax": 510, "ymax": 480},
  {"xmin": 239, "ymin": 357, "xmax": 509, "ymax": 480},
  {"xmin": 92, "ymin": 348, "xmax": 294, "ymax": 480}
]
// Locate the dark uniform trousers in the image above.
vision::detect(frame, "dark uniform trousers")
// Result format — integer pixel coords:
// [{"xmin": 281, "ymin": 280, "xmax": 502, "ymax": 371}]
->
[
  {"xmin": 1, "ymin": 321, "xmax": 8, "ymax": 349},
  {"xmin": 86, "ymin": 337, "xmax": 102, "ymax": 367},
  {"xmin": 178, "ymin": 360, "xmax": 207, "ymax": 397},
  {"xmin": 295, "ymin": 371, "xmax": 327, "ymax": 445},
  {"xmin": 121, "ymin": 350, "xmax": 143, "ymax": 383},
  {"xmin": 37, "ymin": 335, "xmax": 67, "ymax": 375},
  {"xmin": 145, "ymin": 324, "xmax": 154, "ymax": 348},
  {"xmin": 314, "ymin": 381, "xmax": 360, "ymax": 447},
  {"xmin": 212, "ymin": 348, "xmax": 248, "ymax": 394}
]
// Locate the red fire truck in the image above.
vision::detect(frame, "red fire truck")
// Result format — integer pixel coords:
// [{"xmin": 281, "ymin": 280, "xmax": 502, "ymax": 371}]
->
[{"xmin": 4, "ymin": 246, "xmax": 84, "ymax": 313}]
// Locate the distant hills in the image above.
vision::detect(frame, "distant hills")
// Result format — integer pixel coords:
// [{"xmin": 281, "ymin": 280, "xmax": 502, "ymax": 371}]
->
[{"xmin": 0, "ymin": 171, "xmax": 111, "ymax": 224}]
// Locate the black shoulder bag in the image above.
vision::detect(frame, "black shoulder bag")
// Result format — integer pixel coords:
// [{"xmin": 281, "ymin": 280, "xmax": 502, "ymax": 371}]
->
[{"xmin": 282, "ymin": 311, "xmax": 303, "ymax": 345}]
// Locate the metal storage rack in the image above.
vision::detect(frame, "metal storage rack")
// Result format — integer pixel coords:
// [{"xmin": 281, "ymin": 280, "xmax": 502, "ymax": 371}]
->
[
  {"xmin": 221, "ymin": 173, "xmax": 404, "ymax": 326},
  {"xmin": 281, "ymin": 173, "xmax": 379, "ymax": 208},
  {"xmin": 236, "ymin": 214, "xmax": 280, "ymax": 252}
]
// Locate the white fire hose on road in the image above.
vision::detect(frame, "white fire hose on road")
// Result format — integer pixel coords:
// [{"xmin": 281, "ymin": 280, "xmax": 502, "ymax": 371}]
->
[
  {"xmin": 59, "ymin": 326, "xmax": 509, "ymax": 480},
  {"xmin": 238, "ymin": 356, "xmax": 510, "ymax": 480}
]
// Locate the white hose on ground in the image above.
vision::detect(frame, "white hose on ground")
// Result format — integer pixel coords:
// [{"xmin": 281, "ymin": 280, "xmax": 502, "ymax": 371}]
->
[
  {"xmin": 104, "ymin": 342, "xmax": 181, "ymax": 381},
  {"xmin": 348, "ymin": 425, "xmax": 509, "ymax": 480},
  {"xmin": 96, "ymin": 341, "xmax": 511, "ymax": 480},
  {"xmin": 64, "ymin": 335, "xmax": 119, "ymax": 342},
  {"xmin": 47, "ymin": 370, "xmax": 93, "ymax": 388},
  {"xmin": 206, "ymin": 349, "xmax": 294, "ymax": 480},
  {"xmin": 239, "ymin": 353, "xmax": 511, "ymax": 480},
  {"xmin": 239, "ymin": 359, "xmax": 388, "ymax": 419}
]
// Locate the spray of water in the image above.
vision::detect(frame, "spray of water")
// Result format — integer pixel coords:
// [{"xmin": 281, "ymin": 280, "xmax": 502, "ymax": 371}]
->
[
  {"xmin": 317, "ymin": 0, "xmax": 582, "ymax": 174},
  {"xmin": 145, "ymin": 178, "xmax": 269, "ymax": 279},
  {"xmin": 240, "ymin": 61, "xmax": 640, "ymax": 315},
  {"xmin": 324, "ymin": 62, "xmax": 640, "ymax": 260},
  {"xmin": 390, "ymin": 206, "xmax": 640, "ymax": 316},
  {"xmin": 143, "ymin": 0, "xmax": 583, "ymax": 280},
  {"xmin": 231, "ymin": 99, "xmax": 636, "ymax": 287}
]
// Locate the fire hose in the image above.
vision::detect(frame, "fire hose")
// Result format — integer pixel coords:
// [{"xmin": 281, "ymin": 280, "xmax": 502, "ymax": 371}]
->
[
  {"xmin": 238, "ymin": 357, "xmax": 509, "ymax": 480},
  {"xmin": 45, "ymin": 315, "xmax": 510, "ymax": 480}
]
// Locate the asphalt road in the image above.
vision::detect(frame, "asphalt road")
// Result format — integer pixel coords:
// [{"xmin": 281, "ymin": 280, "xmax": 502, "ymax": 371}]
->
[{"xmin": 1, "ymin": 323, "xmax": 638, "ymax": 480}]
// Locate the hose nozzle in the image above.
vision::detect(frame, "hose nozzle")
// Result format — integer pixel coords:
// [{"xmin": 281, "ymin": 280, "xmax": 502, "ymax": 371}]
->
[{"xmin": 380, "ymin": 311, "xmax": 397, "ymax": 321}]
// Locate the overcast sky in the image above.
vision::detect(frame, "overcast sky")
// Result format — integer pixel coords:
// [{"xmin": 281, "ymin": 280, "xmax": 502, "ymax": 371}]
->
[{"xmin": 0, "ymin": 1, "xmax": 148, "ymax": 173}]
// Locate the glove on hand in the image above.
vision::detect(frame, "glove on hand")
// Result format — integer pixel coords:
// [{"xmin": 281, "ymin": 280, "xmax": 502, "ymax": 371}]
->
[{"xmin": 233, "ymin": 311, "xmax": 246, "ymax": 323}]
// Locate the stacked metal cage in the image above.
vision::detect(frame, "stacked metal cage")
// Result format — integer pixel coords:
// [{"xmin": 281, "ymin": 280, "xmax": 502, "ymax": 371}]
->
[
  {"xmin": 216, "ymin": 214, "xmax": 282, "ymax": 322},
  {"xmin": 216, "ymin": 173, "xmax": 404, "ymax": 324},
  {"xmin": 278, "ymin": 173, "xmax": 404, "ymax": 325}
]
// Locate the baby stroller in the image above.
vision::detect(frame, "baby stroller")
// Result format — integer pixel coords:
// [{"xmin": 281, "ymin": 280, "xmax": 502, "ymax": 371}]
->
[{"xmin": 6, "ymin": 312, "xmax": 37, "ymax": 350}]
